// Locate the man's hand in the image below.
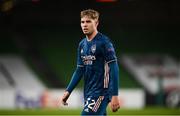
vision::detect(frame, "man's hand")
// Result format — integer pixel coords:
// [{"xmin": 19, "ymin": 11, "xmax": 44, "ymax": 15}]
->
[
  {"xmin": 110, "ymin": 96, "xmax": 120, "ymax": 112},
  {"xmin": 61, "ymin": 91, "xmax": 70, "ymax": 106}
]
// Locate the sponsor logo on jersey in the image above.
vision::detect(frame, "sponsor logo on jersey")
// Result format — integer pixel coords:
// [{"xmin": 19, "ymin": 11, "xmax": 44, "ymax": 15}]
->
[{"xmin": 81, "ymin": 55, "xmax": 96, "ymax": 65}]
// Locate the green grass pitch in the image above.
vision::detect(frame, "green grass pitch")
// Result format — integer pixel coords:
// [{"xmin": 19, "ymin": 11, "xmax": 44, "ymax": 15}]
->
[{"xmin": 0, "ymin": 107, "xmax": 180, "ymax": 115}]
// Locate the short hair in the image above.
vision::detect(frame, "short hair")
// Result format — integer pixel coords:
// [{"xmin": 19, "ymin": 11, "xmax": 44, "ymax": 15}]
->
[{"xmin": 80, "ymin": 9, "xmax": 100, "ymax": 20}]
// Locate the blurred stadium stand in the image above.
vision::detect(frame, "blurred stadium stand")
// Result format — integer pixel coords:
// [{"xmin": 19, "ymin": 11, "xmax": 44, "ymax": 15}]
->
[
  {"xmin": 0, "ymin": 62, "xmax": 15, "ymax": 88},
  {"xmin": 0, "ymin": 0, "xmax": 180, "ymax": 108},
  {"xmin": 122, "ymin": 54, "xmax": 180, "ymax": 94},
  {"xmin": 0, "ymin": 55, "xmax": 45, "ymax": 90},
  {"xmin": 121, "ymin": 54, "xmax": 180, "ymax": 107}
]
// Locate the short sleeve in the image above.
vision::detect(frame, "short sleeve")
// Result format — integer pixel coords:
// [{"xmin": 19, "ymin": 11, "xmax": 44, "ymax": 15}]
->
[
  {"xmin": 77, "ymin": 44, "xmax": 84, "ymax": 67},
  {"xmin": 104, "ymin": 39, "xmax": 117, "ymax": 63}
]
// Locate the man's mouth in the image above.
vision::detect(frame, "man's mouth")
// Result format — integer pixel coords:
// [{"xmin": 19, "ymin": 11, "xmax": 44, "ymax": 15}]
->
[{"xmin": 83, "ymin": 28, "xmax": 88, "ymax": 31}]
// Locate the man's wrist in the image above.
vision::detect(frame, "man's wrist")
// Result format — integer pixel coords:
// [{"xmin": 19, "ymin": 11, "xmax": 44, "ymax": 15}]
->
[
  {"xmin": 112, "ymin": 95, "xmax": 118, "ymax": 98},
  {"xmin": 65, "ymin": 90, "xmax": 70, "ymax": 94}
]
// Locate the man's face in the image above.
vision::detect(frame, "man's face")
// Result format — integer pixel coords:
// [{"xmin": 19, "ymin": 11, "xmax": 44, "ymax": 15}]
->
[{"xmin": 81, "ymin": 16, "xmax": 98, "ymax": 35}]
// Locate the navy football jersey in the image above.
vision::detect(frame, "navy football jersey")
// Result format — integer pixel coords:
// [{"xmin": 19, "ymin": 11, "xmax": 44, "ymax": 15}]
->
[{"xmin": 77, "ymin": 32, "xmax": 117, "ymax": 98}]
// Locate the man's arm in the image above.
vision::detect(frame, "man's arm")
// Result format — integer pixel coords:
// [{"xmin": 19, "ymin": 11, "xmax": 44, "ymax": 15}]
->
[
  {"xmin": 109, "ymin": 61, "xmax": 120, "ymax": 112},
  {"xmin": 109, "ymin": 61, "xmax": 119, "ymax": 95},
  {"xmin": 66, "ymin": 66, "xmax": 84, "ymax": 93},
  {"xmin": 61, "ymin": 66, "xmax": 84, "ymax": 106}
]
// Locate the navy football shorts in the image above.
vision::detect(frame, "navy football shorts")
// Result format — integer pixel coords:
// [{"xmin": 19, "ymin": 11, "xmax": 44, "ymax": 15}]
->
[{"xmin": 81, "ymin": 96, "xmax": 110, "ymax": 115}]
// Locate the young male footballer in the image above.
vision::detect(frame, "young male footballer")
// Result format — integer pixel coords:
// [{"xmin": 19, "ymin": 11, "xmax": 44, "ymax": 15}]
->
[{"xmin": 60, "ymin": 9, "xmax": 120, "ymax": 115}]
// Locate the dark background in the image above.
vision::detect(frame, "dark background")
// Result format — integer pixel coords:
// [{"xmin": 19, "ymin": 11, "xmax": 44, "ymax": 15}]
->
[
  {"xmin": 1, "ymin": 0, "xmax": 179, "ymax": 53},
  {"xmin": 0, "ymin": 0, "xmax": 180, "ymax": 88}
]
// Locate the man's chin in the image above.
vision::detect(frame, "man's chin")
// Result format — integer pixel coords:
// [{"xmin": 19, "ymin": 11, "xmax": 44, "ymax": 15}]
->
[{"xmin": 83, "ymin": 32, "xmax": 91, "ymax": 35}]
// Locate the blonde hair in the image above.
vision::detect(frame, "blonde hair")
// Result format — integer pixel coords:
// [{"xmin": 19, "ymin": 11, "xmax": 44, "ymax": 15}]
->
[{"xmin": 80, "ymin": 9, "xmax": 99, "ymax": 20}]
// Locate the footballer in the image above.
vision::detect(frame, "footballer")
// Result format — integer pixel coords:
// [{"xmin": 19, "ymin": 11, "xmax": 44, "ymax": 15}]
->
[{"xmin": 60, "ymin": 9, "xmax": 120, "ymax": 115}]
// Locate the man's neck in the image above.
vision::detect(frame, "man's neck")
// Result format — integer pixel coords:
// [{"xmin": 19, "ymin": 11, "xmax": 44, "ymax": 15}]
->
[{"xmin": 86, "ymin": 31, "xmax": 98, "ymax": 41}]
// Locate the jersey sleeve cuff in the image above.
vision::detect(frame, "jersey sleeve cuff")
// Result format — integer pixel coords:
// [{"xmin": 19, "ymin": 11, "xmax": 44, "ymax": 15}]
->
[
  {"xmin": 112, "ymin": 92, "xmax": 119, "ymax": 96},
  {"xmin": 106, "ymin": 59, "xmax": 117, "ymax": 64}
]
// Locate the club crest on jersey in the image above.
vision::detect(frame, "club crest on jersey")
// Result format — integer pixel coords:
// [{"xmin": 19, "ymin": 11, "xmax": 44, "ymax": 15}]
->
[{"xmin": 91, "ymin": 44, "xmax": 96, "ymax": 54}]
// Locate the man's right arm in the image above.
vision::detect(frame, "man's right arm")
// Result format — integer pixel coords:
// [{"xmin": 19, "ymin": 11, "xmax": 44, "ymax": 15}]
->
[
  {"xmin": 61, "ymin": 66, "xmax": 84, "ymax": 105},
  {"xmin": 61, "ymin": 42, "xmax": 84, "ymax": 106},
  {"xmin": 66, "ymin": 66, "xmax": 84, "ymax": 93}
]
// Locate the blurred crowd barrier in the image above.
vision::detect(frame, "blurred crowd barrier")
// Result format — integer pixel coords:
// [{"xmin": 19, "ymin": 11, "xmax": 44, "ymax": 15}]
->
[{"xmin": 0, "ymin": 89, "xmax": 144, "ymax": 109}]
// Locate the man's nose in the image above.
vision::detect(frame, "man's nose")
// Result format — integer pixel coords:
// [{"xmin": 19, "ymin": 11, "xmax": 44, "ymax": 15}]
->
[{"xmin": 83, "ymin": 22, "xmax": 88, "ymax": 27}]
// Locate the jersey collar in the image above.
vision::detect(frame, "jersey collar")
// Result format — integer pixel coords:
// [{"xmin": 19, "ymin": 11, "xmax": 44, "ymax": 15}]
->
[{"xmin": 86, "ymin": 32, "xmax": 100, "ymax": 42}]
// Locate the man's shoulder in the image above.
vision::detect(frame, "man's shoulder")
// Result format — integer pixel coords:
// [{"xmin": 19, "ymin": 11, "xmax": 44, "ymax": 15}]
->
[
  {"xmin": 98, "ymin": 33, "xmax": 111, "ymax": 44},
  {"xmin": 78, "ymin": 38, "xmax": 86, "ymax": 46}
]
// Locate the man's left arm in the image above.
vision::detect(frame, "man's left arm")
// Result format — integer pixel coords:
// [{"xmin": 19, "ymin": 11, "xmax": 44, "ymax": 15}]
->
[
  {"xmin": 109, "ymin": 61, "xmax": 120, "ymax": 112},
  {"xmin": 103, "ymin": 38, "xmax": 120, "ymax": 112}
]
